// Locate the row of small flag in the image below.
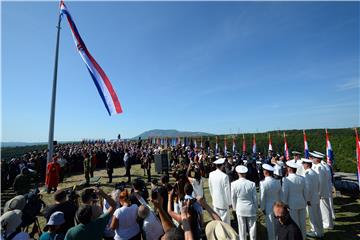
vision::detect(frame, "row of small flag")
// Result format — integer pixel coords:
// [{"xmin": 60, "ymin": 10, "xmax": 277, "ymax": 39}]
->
[{"xmin": 149, "ymin": 129, "xmax": 337, "ymax": 165}]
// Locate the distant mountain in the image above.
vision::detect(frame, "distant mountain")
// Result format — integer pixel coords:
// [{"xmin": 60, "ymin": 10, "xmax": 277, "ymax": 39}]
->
[
  {"xmin": 133, "ymin": 129, "xmax": 213, "ymax": 139},
  {"xmin": 1, "ymin": 142, "xmax": 47, "ymax": 148}
]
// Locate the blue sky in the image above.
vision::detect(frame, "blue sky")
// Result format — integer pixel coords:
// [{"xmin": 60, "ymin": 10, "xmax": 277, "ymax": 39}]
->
[{"xmin": 2, "ymin": 1, "xmax": 359, "ymax": 142}]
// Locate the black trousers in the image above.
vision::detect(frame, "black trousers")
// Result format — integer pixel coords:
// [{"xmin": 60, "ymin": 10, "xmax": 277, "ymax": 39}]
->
[
  {"xmin": 126, "ymin": 166, "xmax": 131, "ymax": 182},
  {"xmin": 147, "ymin": 168, "xmax": 151, "ymax": 182}
]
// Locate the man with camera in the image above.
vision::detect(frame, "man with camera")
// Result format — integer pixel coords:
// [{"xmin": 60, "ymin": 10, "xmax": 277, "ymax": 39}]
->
[{"xmin": 43, "ymin": 189, "xmax": 78, "ymax": 234}]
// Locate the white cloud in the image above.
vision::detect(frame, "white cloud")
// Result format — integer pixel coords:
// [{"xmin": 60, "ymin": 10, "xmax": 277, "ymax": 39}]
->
[{"xmin": 337, "ymin": 78, "xmax": 359, "ymax": 91}]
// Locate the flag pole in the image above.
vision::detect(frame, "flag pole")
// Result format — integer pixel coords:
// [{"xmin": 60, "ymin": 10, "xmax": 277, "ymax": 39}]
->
[{"xmin": 47, "ymin": 13, "xmax": 62, "ymax": 166}]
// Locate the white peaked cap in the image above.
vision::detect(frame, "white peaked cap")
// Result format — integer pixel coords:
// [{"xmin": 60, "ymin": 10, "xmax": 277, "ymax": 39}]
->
[
  {"xmin": 286, "ymin": 161, "xmax": 301, "ymax": 169},
  {"xmin": 313, "ymin": 151, "xmax": 325, "ymax": 157},
  {"xmin": 213, "ymin": 158, "xmax": 225, "ymax": 165},
  {"xmin": 310, "ymin": 152, "xmax": 324, "ymax": 159},
  {"xmin": 262, "ymin": 163, "xmax": 274, "ymax": 171},
  {"xmin": 301, "ymin": 158, "xmax": 313, "ymax": 163},
  {"xmin": 235, "ymin": 165, "xmax": 248, "ymax": 174}
]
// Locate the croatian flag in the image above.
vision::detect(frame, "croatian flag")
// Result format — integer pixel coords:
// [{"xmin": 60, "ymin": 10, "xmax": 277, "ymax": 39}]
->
[
  {"xmin": 252, "ymin": 134, "xmax": 256, "ymax": 155},
  {"xmin": 232, "ymin": 136, "xmax": 236, "ymax": 153},
  {"xmin": 60, "ymin": 1, "xmax": 122, "ymax": 115},
  {"xmin": 326, "ymin": 129, "xmax": 334, "ymax": 166},
  {"xmin": 268, "ymin": 133, "xmax": 273, "ymax": 151},
  {"xmin": 355, "ymin": 128, "xmax": 360, "ymax": 190},
  {"xmin": 303, "ymin": 130, "xmax": 309, "ymax": 159},
  {"xmin": 284, "ymin": 132, "xmax": 290, "ymax": 160},
  {"xmin": 242, "ymin": 134, "xmax": 246, "ymax": 153},
  {"xmin": 200, "ymin": 137, "xmax": 203, "ymax": 148},
  {"xmin": 194, "ymin": 140, "xmax": 197, "ymax": 149},
  {"xmin": 215, "ymin": 136, "xmax": 219, "ymax": 154},
  {"xmin": 224, "ymin": 137, "xmax": 227, "ymax": 154}
]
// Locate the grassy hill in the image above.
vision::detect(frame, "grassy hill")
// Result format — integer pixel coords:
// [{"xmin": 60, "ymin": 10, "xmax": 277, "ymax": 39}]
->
[{"xmin": 1, "ymin": 128, "xmax": 359, "ymax": 173}]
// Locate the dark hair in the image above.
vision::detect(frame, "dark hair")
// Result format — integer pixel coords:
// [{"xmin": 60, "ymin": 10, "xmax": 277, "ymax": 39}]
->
[
  {"xmin": 184, "ymin": 182, "xmax": 193, "ymax": 196},
  {"xmin": 81, "ymin": 188, "xmax": 95, "ymax": 203},
  {"xmin": 76, "ymin": 205, "xmax": 92, "ymax": 225},
  {"xmin": 54, "ymin": 190, "xmax": 67, "ymax": 202},
  {"xmin": 162, "ymin": 227, "xmax": 184, "ymax": 240},
  {"xmin": 160, "ymin": 175, "xmax": 169, "ymax": 184}
]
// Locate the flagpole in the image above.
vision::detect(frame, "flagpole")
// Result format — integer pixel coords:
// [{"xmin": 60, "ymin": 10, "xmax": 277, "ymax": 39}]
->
[{"xmin": 47, "ymin": 13, "xmax": 62, "ymax": 165}]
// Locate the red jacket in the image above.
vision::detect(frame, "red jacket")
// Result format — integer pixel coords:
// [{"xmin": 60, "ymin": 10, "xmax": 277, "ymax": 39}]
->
[{"xmin": 45, "ymin": 161, "xmax": 60, "ymax": 188}]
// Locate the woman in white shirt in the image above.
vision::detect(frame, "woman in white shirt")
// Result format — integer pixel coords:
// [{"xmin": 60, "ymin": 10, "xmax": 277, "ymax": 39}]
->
[
  {"xmin": 110, "ymin": 189, "xmax": 140, "ymax": 240},
  {"xmin": 187, "ymin": 163, "xmax": 204, "ymax": 198}
]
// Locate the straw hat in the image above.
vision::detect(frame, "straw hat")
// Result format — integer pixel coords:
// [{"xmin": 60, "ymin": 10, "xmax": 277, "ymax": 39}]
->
[{"xmin": 205, "ymin": 220, "xmax": 238, "ymax": 240}]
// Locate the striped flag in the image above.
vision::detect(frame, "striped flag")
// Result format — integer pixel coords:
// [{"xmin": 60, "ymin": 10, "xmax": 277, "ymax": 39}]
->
[
  {"xmin": 60, "ymin": 1, "xmax": 122, "ymax": 115},
  {"xmin": 303, "ymin": 130, "xmax": 309, "ymax": 159},
  {"xmin": 215, "ymin": 136, "xmax": 219, "ymax": 154},
  {"xmin": 355, "ymin": 128, "xmax": 360, "ymax": 190},
  {"xmin": 252, "ymin": 134, "xmax": 256, "ymax": 155},
  {"xmin": 326, "ymin": 129, "xmax": 334, "ymax": 166},
  {"xmin": 200, "ymin": 137, "xmax": 203, "ymax": 148},
  {"xmin": 232, "ymin": 136, "xmax": 236, "ymax": 153},
  {"xmin": 194, "ymin": 140, "xmax": 198, "ymax": 149},
  {"xmin": 224, "ymin": 137, "xmax": 227, "ymax": 154},
  {"xmin": 242, "ymin": 134, "xmax": 246, "ymax": 153},
  {"xmin": 284, "ymin": 132, "xmax": 290, "ymax": 160},
  {"xmin": 268, "ymin": 133, "xmax": 273, "ymax": 151}
]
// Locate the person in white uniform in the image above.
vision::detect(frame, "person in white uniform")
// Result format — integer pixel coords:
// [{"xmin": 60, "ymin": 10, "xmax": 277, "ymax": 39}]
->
[
  {"xmin": 208, "ymin": 158, "xmax": 231, "ymax": 224},
  {"xmin": 282, "ymin": 161, "xmax": 307, "ymax": 240},
  {"xmin": 310, "ymin": 152, "xmax": 334, "ymax": 230},
  {"xmin": 301, "ymin": 158, "xmax": 324, "ymax": 238},
  {"xmin": 231, "ymin": 165, "xmax": 257, "ymax": 240},
  {"xmin": 292, "ymin": 151, "xmax": 305, "ymax": 176},
  {"xmin": 259, "ymin": 164, "xmax": 281, "ymax": 240}
]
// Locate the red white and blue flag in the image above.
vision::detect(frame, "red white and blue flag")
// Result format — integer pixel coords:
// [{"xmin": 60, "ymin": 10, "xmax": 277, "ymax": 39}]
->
[
  {"xmin": 232, "ymin": 136, "xmax": 236, "ymax": 153},
  {"xmin": 303, "ymin": 130, "xmax": 309, "ymax": 159},
  {"xmin": 215, "ymin": 136, "xmax": 219, "ymax": 154},
  {"xmin": 60, "ymin": 1, "xmax": 122, "ymax": 115},
  {"xmin": 242, "ymin": 134, "xmax": 246, "ymax": 153},
  {"xmin": 326, "ymin": 129, "xmax": 334, "ymax": 166},
  {"xmin": 224, "ymin": 137, "xmax": 227, "ymax": 154},
  {"xmin": 355, "ymin": 128, "xmax": 360, "ymax": 190},
  {"xmin": 268, "ymin": 133, "xmax": 273, "ymax": 151},
  {"xmin": 284, "ymin": 132, "xmax": 290, "ymax": 160},
  {"xmin": 252, "ymin": 134, "xmax": 256, "ymax": 155}
]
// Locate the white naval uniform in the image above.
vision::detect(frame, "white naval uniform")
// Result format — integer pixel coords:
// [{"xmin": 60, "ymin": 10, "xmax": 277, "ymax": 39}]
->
[
  {"xmin": 208, "ymin": 168, "xmax": 231, "ymax": 224},
  {"xmin": 282, "ymin": 173, "xmax": 307, "ymax": 240},
  {"xmin": 321, "ymin": 161, "xmax": 336, "ymax": 220},
  {"xmin": 304, "ymin": 168, "xmax": 324, "ymax": 237},
  {"xmin": 260, "ymin": 176, "xmax": 281, "ymax": 240},
  {"xmin": 231, "ymin": 177, "xmax": 257, "ymax": 240},
  {"xmin": 312, "ymin": 163, "xmax": 334, "ymax": 229}
]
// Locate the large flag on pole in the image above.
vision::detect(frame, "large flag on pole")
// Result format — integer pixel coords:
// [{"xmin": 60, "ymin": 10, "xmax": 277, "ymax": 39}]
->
[
  {"xmin": 242, "ymin": 134, "xmax": 246, "ymax": 153},
  {"xmin": 252, "ymin": 134, "xmax": 256, "ymax": 155},
  {"xmin": 200, "ymin": 137, "xmax": 203, "ymax": 148},
  {"xmin": 355, "ymin": 128, "xmax": 360, "ymax": 190},
  {"xmin": 326, "ymin": 129, "xmax": 334, "ymax": 166},
  {"xmin": 268, "ymin": 133, "xmax": 273, "ymax": 151},
  {"xmin": 284, "ymin": 132, "xmax": 290, "ymax": 160},
  {"xmin": 60, "ymin": 1, "xmax": 122, "ymax": 115},
  {"xmin": 303, "ymin": 130, "xmax": 309, "ymax": 159}
]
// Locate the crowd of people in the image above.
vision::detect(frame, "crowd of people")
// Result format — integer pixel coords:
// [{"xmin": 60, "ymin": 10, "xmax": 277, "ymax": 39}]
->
[{"xmin": 1, "ymin": 139, "xmax": 336, "ymax": 240}]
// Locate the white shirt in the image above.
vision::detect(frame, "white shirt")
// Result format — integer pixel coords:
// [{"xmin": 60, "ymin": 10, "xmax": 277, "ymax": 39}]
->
[
  {"xmin": 312, "ymin": 163, "xmax": 330, "ymax": 198},
  {"xmin": 143, "ymin": 211, "xmax": 164, "ymax": 240},
  {"xmin": 260, "ymin": 176, "xmax": 281, "ymax": 214},
  {"xmin": 113, "ymin": 205, "xmax": 140, "ymax": 240},
  {"xmin": 208, "ymin": 169, "xmax": 231, "ymax": 209},
  {"xmin": 189, "ymin": 177, "xmax": 204, "ymax": 198},
  {"xmin": 282, "ymin": 173, "xmax": 307, "ymax": 210},
  {"xmin": 231, "ymin": 177, "xmax": 257, "ymax": 217},
  {"xmin": 304, "ymin": 168, "xmax": 320, "ymax": 204}
]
